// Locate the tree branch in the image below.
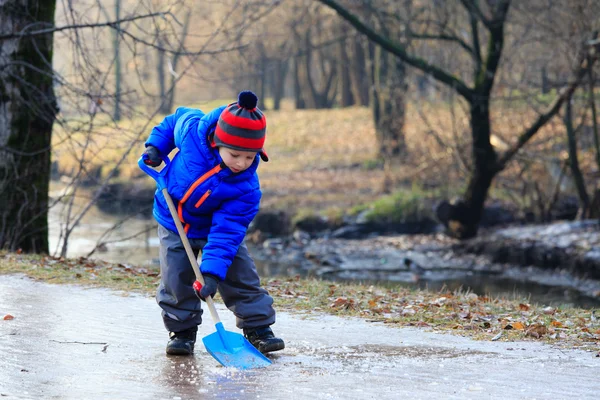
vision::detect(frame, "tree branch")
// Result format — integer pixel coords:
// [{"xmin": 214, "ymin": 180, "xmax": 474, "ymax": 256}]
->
[
  {"xmin": 317, "ymin": 0, "xmax": 473, "ymax": 101},
  {"xmin": 497, "ymin": 65, "xmax": 591, "ymax": 169},
  {"xmin": 459, "ymin": 0, "xmax": 492, "ymax": 29},
  {"xmin": 409, "ymin": 32, "xmax": 476, "ymax": 57},
  {"xmin": 0, "ymin": 11, "xmax": 169, "ymax": 40},
  {"xmin": 118, "ymin": 28, "xmax": 247, "ymax": 56},
  {"xmin": 497, "ymin": 34, "xmax": 600, "ymax": 169},
  {"xmin": 468, "ymin": 5, "xmax": 483, "ymax": 75},
  {"xmin": 476, "ymin": 1, "xmax": 510, "ymax": 94}
]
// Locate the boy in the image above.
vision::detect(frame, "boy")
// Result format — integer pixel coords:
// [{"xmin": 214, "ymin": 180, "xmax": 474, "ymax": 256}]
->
[{"xmin": 143, "ymin": 91, "xmax": 284, "ymax": 356}]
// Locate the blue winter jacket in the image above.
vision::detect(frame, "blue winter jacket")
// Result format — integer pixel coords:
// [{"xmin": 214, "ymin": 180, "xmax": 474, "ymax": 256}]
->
[{"xmin": 145, "ymin": 106, "xmax": 262, "ymax": 280}]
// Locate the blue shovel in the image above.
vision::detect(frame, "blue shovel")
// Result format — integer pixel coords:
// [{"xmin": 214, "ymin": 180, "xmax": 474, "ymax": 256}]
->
[{"xmin": 138, "ymin": 154, "xmax": 271, "ymax": 369}]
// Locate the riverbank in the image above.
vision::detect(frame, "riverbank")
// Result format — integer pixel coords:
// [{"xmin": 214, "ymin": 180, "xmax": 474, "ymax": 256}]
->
[
  {"xmin": 250, "ymin": 219, "xmax": 600, "ymax": 307},
  {"xmin": 47, "ymin": 178, "xmax": 600, "ymax": 307}
]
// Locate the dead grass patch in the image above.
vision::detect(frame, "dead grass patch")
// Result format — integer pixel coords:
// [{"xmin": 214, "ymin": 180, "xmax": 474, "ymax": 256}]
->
[{"xmin": 52, "ymin": 99, "xmax": 599, "ymax": 217}]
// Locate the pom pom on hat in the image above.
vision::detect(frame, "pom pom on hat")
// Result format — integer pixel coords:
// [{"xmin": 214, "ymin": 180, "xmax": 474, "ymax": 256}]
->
[
  {"xmin": 214, "ymin": 90, "xmax": 269, "ymax": 162},
  {"xmin": 238, "ymin": 90, "xmax": 258, "ymax": 109}
]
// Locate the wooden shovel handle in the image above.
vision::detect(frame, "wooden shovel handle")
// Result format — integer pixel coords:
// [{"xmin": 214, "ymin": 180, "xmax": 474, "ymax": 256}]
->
[{"xmin": 161, "ymin": 188, "xmax": 221, "ymax": 325}]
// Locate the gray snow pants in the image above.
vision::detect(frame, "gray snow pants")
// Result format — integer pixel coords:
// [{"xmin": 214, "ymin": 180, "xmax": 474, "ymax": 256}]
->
[{"xmin": 156, "ymin": 225, "xmax": 276, "ymax": 333}]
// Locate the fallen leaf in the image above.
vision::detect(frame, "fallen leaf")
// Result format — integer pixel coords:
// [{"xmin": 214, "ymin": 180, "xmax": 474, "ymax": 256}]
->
[
  {"xmin": 519, "ymin": 303, "xmax": 530, "ymax": 311},
  {"xmin": 3, "ymin": 314, "xmax": 14, "ymax": 320},
  {"xmin": 329, "ymin": 297, "xmax": 356, "ymax": 310},
  {"xmin": 512, "ymin": 321, "xmax": 525, "ymax": 330},
  {"xmin": 551, "ymin": 320, "xmax": 563, "ymax": 328},
  {"xmin": 525, "ymin": 324, "xmax": 548, "ymax": 338},
  {"xmin": 328, "ymin": 284, "xmax": 337, "ymax": 296},
  {"xmin": 504, "ymin": 321, "xmax": 525, "ymax": 330},
  {"xmin": 491, "ymin": 332, "xmax": 502, "ymax": 341}
]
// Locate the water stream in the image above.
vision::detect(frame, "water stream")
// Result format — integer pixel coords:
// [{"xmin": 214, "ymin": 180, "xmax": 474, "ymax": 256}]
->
[{"xmin": 47, "ymin": 184, "xmax": 600, "ymax": 308}]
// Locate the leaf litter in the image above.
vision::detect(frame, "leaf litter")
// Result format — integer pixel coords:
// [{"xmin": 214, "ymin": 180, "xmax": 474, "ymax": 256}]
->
[{"xmin": 265, "ymin": 276, "xmax": 600, "ymax": 352}]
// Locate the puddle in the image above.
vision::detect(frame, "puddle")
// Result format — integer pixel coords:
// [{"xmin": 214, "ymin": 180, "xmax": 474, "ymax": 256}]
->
[
  {"xmin": 298, "ymin": 343, "xmax": 489, "ymax": 362},
  {"xmin": 1, "ymin": 274, "xmax": 598, "ymax": 400}
]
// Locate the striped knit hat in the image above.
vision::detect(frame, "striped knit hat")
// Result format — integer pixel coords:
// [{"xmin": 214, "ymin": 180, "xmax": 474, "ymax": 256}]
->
[{"xmin": 214, "ymin": 90, "xmax": 268, "ymax": 162}]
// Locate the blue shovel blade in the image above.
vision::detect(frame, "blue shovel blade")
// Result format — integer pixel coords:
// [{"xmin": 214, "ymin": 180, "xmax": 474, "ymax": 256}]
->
[{"xmin": 202, "ymin": 322, "xmax": 272, "ymax": 369}]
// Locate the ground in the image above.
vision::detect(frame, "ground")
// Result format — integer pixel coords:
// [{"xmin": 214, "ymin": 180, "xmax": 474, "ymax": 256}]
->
[{"xmin": 1, "ymin": 274, "xmax": 599, "ymax": 399}]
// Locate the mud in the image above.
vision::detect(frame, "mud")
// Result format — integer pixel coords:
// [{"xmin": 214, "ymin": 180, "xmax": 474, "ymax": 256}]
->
[{"xmin": 1, "ymin": 274, "xmax": 599, "ymax": 399}]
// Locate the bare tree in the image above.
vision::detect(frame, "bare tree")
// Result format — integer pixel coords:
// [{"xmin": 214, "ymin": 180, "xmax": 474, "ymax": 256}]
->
[
  {"xmin": 155, "ymin": 7, "xmax": 191, "ymax": 115},
  {"xmin": 1, "ymin": 0, "xmax": 279, "ymax": 258},
  {"xmin": 366, "ymin": 1, "xmax": 411, "ymax": 161},
  {"xmin": 318, "ymin": 0, "xmax": 600, "ymax": 238},
  {"xmin": 52, "ymin": 1, "xmax": 279, "ymax": 259}
]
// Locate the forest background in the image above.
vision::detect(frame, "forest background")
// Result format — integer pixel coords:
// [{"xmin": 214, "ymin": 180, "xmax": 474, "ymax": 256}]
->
[{"xmin": 0, "ymin": 0, "xmax": 599, "ymax": 262}]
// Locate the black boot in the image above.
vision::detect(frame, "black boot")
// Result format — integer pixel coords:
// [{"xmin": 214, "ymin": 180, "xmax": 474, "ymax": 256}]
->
[
  {"xmin": 166, "ymin": 327, "xmax": 197, "ymax": 356},
  {"xmin": 243, "ymin": 326, "xmax": 285, "ymax": 354}
]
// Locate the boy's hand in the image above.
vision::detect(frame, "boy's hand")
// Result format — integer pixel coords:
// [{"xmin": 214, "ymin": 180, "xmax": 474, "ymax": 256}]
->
[
  {"xmin": 193, "ymin": 275, "xmax": 219, "ymax": 301},
  {"xmin": 143, "ymin": 145, "xmax": 162, "ymax": 167}
]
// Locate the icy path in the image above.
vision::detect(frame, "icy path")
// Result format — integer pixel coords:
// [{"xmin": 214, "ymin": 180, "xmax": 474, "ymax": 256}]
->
[{"xmin": 0, "ymin": 274, "xmax": 598, "ymax": 399}]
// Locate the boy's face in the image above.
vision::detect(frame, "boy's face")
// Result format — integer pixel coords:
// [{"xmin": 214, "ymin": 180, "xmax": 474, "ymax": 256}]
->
[{"xmin": 218, "ymin": 147, "xmax": 257, "ymax": 174}]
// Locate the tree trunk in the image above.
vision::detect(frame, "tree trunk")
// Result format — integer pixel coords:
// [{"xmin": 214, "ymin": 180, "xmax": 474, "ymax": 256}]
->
[
  {"xmin": 257, "ymin": 42, "xmax": 268, "ymax": 110},
  {"xmin": 163, "ymin": 11, "xmax": 191, "ymax": 115},
  {"xmin": 349, "ymin": 37, "xmax": 370, "ymax": 106},
  {"xmin": 113, "ymin": 0, "xmax": 121, "ymax": 121},
  {"xmin": 368, "ymin": 41, "xmax": 380, "ymax": 144},
  {"xmin": 589, "ymin": 189, "xmax": 600, "ymax": 219},
  {"xmin": 156, "ymin": 35, "xmax": 168, "ymax": 114},
  {"xmin": 303, "ymin": 29, "xmax": 338, "ymax": 109},
  {"xmin": 437, "ymin": 101, "xmax": 497, "ymax": 239},
  {"xmin": 272, "ymin": 58, "xmax": 289, "ymax": 110},
  {"xmin": 338, "ymin": 37, "xmax": 354, "ymax": 107},
  {"xmin": 588, "ymin": 57, "xmax": 600, "ymax": 174},
  {"xmin": 303, "ymin": 33, "xmax": 320, "ymax": 108},
  {"xmin": 0, "ymin": 0, "xmax": 58, "ymax": 253},
  {"xmin": 371, "ymin": 45, "xmax": 407, "ymax": 159},
  {"xmin": 293, "ymin": 56, "xmax": 306, "ymax": 109},
  {"xmin": 564, "ymin": 97, "xmax": 590, "ymax": 217}
]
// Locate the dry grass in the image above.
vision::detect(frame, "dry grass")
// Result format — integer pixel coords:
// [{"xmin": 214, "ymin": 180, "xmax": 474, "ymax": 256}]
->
[{"xmin": 52, "ymin": 98, "xmax": 599, "ymax": 216}]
